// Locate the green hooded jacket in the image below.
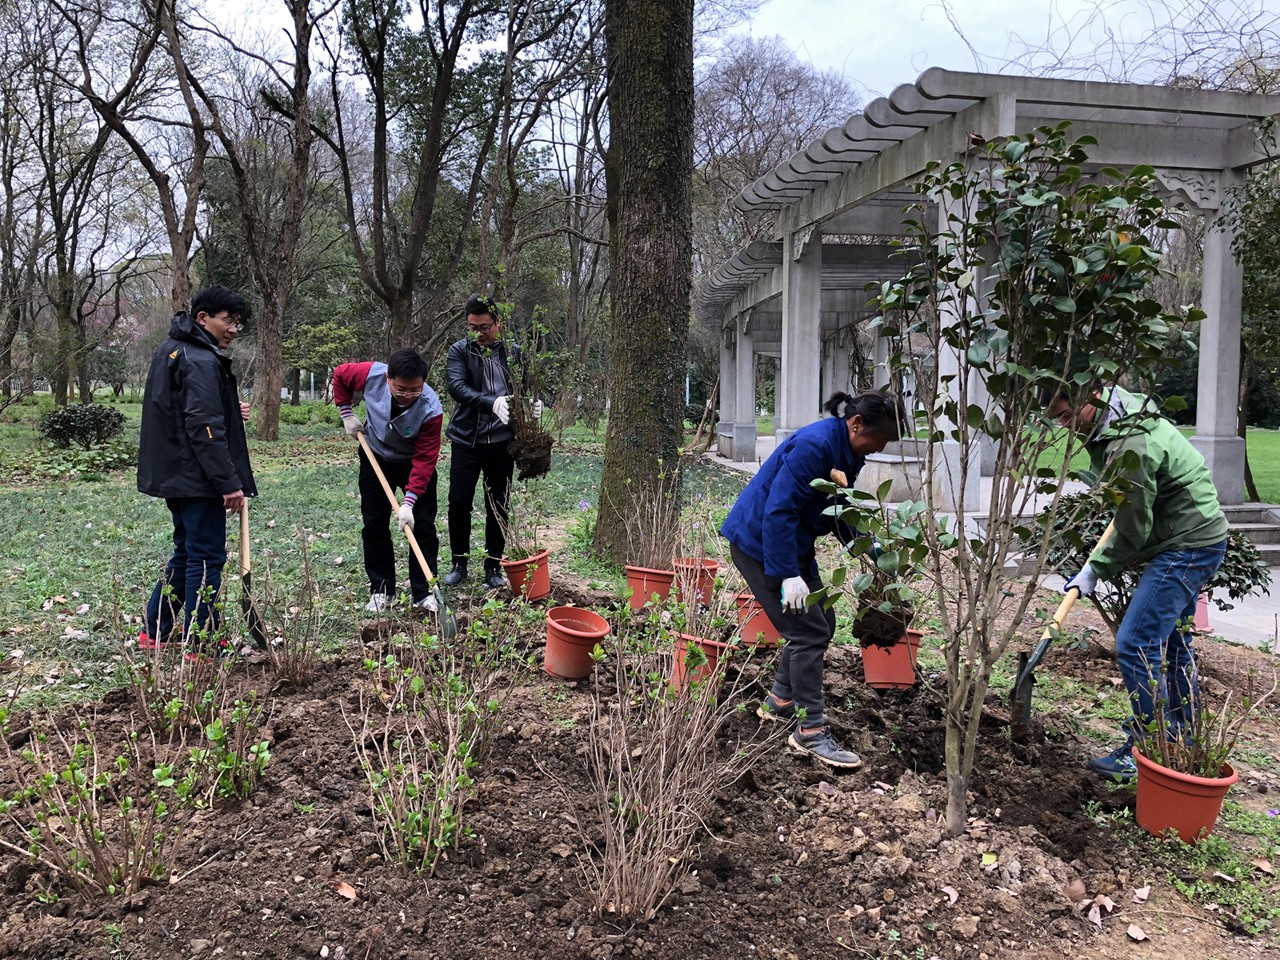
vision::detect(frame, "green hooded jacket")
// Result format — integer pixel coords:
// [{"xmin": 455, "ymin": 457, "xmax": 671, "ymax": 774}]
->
[{"xmin": 1085, "ymin": 387, "xmax": 1228, "ymax": 580}]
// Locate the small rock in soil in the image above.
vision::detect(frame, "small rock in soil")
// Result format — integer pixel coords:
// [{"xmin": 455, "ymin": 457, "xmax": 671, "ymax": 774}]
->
[
  {"xmin": 189, "ymin": 939, "xmax": 213, "ymax": 954},
  {"xmin": 953, "ymin": 915, "xmax": 979, "ymax": 939}
]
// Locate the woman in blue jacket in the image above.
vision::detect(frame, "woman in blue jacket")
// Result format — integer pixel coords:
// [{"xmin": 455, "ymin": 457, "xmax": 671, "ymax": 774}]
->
[{"xmin": 721, "ymin": 391, "xmax": 906, "ymax": 768}]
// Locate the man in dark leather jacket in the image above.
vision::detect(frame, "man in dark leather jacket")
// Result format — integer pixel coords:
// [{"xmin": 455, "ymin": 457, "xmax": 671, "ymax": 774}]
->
[
  {"xmin": 442, "ymin": 294, "xmax": 532, "ymax": 589},
  {"xmin": 137, "ymin": 284, "xmax": 256, "ymax": 652}
]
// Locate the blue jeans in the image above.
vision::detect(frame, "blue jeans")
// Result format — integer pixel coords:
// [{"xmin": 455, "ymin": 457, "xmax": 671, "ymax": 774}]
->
[
  {"xmin": 145, "ymin": 497, "xmax": 228, "ymax": 643},
  {"xmin": 1115, "ymin": 539, "xmax": 1226, "ymax": 743}
]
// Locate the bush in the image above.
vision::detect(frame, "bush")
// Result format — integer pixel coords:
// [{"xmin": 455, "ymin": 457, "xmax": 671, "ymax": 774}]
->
[
  {"xmin": 28, "ymin": 438, "xmax": 138, "ymax": 481},
  {"xmin": 279, "ymin": 405, "xmax": 312, "ymax": 425},
  {"xmin": 38, "ymin": 404, "xmax": 126, "ymax": 449}
]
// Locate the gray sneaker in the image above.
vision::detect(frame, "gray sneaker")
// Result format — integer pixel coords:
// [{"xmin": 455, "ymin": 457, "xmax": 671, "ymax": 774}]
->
[{"xmin": 789, "ymin": 725, "xmax": 863, "ymax": 769}]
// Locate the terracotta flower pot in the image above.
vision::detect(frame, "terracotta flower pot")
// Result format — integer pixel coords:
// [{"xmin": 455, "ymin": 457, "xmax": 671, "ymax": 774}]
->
[
  {"xmin": 734, "ymin": 592, "xmax": 782, "ymax": 647},
  {"xmin": 671, "ymin": 632, "xmax": 731, "ymax": 693},
  {"xmin": 544, "ymin": 607, "xmax": 610, "ymax": 680},
  {"xmin": 1133, "ymin": 746, "xmax": 1238, "ymax": 844},
  {"xmin": 673, "ymin": 557, "xmax": 719, "ymax": 606},
  {"xmin": 501, "ymin": 549, "xmax": 551, "ymax": 601},
  {"xmin": 624, "ymin": 565, "xmax": 676, "ymax": 611},
  {"xmin": 860, "ymin": 628, "xmax": 923, "ymax": 690}
]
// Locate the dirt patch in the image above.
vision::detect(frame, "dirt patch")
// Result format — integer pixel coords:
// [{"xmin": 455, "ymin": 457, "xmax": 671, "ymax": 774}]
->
[{"xmin": 2, "ymin": 593, "xmax": 1278, "ymax": 960}]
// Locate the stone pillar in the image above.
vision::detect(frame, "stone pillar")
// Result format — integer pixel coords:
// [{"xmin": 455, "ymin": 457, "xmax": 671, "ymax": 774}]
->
[
  {"xmin": 716, "ymin": 321, "xmax": 736, "ymax": 459},
  {"xmin": 872, "ymin": 325, "xmax": 891, "ymax": 390},
  {"xmin": 829, "ymin": 328, "xmax": 851, "ymax": 397},
  {"xmin": 778, "ymin": 226, "xmax": 822, "ymax": 439},
  {"xmin": 732, "ymin": 321, "xmax": 757, "ymax": 460},
  {"xmin": 933, "ymin": 199, "xmax": 981, "ymax": 512},
  {"xmin": 1190, "ymin": 181, "xmax": 1245, "ymax": 505}
]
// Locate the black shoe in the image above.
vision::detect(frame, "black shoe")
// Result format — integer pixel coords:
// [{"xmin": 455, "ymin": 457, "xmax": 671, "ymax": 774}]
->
[
  {"xmin": 483, "ymin": 569, "xmax": 507, "ymax": 590},
  {"xmin": 443, "ymin": 561, "xmax": 468, "ymax": 587}
]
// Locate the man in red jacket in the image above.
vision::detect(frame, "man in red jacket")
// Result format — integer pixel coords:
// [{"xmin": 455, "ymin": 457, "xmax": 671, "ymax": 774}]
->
[{"xmin": 333, "ymin": 349, "xmax": 443, "ymax": 613}]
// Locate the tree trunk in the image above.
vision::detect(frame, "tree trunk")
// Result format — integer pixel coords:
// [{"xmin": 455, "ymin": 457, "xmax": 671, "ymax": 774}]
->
[
  {"xmin": 592, "ymin": 0, "xmax": 695, "ymax": 564},
  {"xmin": 75, "ymin": 324, "xmax": 93, "ymax": 404},
  {"xmin": 289, "ymin": 367, "xmax": 301, "ymax": 406}
]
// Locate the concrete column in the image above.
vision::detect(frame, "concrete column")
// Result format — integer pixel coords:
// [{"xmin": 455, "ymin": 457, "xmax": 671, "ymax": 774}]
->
[
  {"xmin": 1190, "ymin": 179, "xmax": 1246, "ymax": 505},
  {"xmin": 830, "ymin": 328, "xmax": 851, "ymax": 397},
  {"xmin": 873, "ymin": 326, "xmax": 891, "ymax": 390},
  {"xmin": 778, "ymin": 226, "xmax": 822, "ymax": 439},
  {"xmin": 732, "ymin": 323, "xmax": 757, "ymax": 460},
  {"xmin": 716, "ymin": 321, "xmax": 736, "ymax": 459},
  {"xmin": 933, "ymin": 198, "xmax": 981, "ymax": 512}
]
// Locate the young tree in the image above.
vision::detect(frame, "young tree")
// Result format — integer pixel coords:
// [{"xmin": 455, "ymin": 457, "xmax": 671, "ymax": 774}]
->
[
  {"xmin": 591, "ymin": 0, "xmax": 695, "ymax": 563},
  {"xmin": 870, "ymin": 126, "xmax": 1199, "ymax": 836}
]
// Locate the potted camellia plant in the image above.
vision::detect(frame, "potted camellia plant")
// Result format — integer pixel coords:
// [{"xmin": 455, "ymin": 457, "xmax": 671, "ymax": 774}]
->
[
  {"xmin": 811, "ymin": 479, "xmax": 932, "ymax": 689},
  {"xmin": 1129, "ymin": 667, "xmax": 1276, "ymax": 843},
  {"xmin": 499, "ymin": 481, "xmax": 551, "ymax": 601}
]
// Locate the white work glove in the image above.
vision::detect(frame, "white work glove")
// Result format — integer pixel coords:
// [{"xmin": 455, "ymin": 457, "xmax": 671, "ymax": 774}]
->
[
  {"xmin": 1064, "ymin": 563, "xmax": 1098, "ymax": 598},
  {"xmin": 493, "ymin": 395, "xmax": 511, "ymax": 425},
  {"xmin": 342, "ymin": 415, "xmax": 364, "ymax": 438},
  {"xmin": 781, "ymin": 576, "xmax": 810, "ymax": 613},
  {"xmin": 532, "ymin": 399, "xmax": 543, "ymax": 419},
  {"xmin": 397, "ymin": 502, "xmax": 415, "ymax": 532}
]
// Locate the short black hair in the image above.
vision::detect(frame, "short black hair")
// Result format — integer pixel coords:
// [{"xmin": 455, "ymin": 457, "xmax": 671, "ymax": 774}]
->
[
  {"xmin": 824, "ymin": 390, "xmax": 908, "ymax": 440},
  {"xmin": 387, "ymin": 348, "xmax": 428, "ymax": 381},
  {"xmin": 464, "ymin": 293, "xmax": 498, "ymax": 320},
  {"xmin": 191, "ymin": 284, "xmax": 249, "ymax": 322}
]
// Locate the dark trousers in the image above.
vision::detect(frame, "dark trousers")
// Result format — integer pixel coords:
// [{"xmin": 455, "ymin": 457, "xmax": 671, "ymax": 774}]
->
[
  {"xmin": 730, "ymin": 542, "xmax": 836, "ymax": 727},
  {"xmin": 358, "ymin": 449, "xmax": 440, "ymax": 602},
  {"xmin": 145, "ymin": 497, "xmax": 228, "ymax": 643},
  {"xmin": 447, "ymin": 441, "xmax": 514, "ymax": 571}
]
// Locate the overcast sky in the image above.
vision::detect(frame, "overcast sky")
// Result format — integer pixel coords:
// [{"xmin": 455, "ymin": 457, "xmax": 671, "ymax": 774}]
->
[{"xmin": 729, "ymin": 0, "xmax": 1280, "ymax": 100}]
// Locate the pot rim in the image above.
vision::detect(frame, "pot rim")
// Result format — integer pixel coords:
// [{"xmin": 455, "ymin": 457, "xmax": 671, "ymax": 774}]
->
[
  {"xmin": 500, "ymin": 548, "xmax": 549, "ymax": 569},
  {"xmin": 673, "ymin": 556, "xmax": 720, "ymax": 571},
  {"xmin": 546, "ymin": 605, "xmax": 610, "ymax": 639},
  {"xmin": 1132, "ymin": 746, "xmax": 1240, "ymax": 786},
  {"xmin": 624, "ymin": 564, "xmax": 676, "ymax": 578},
  {"xmin": 675, "ymin": 631, "xmax": 732, "ymax": 652}
]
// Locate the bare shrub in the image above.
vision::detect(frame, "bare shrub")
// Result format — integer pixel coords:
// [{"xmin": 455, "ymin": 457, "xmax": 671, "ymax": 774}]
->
[
  {"xmin": 0, "ymin": 713, "xmax": 198, "ymax": 897},
  {"xmin": 259, "ymin": 528, "xmax": 323, "ymax": 687},
  {"xmin": 344, "ymin": 615, "xmax": 509, "ymax": 875},
  {"xmin": 616, "ymin": 462, "xmax": 683, "ymax": 569},
  {"xmin": 572, "ymin": 612, "xmax": 781, "ymax": 919}
]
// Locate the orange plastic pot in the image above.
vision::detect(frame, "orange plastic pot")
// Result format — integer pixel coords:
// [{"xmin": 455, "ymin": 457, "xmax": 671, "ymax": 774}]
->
[
  {"xmin": 544, "ymin": 607, "xmax": 610, "ymax": 680},
  {"xmin": 673, "ymin": 557, "xmax": 719, "ymax": 605},
  {"xmin": 624, "ymin": 565, "xmax": 676, "ymax": 611},
  {"xmin": 734, "ymin": 592, "xmax": 782, "ymax": 647},
  {"xmin": 860, "ymin": 628, "xmax": 923, "ymax": 689},
  {"xmin": 501, "ymin": 549, "xmax": 550, "ymax": 601},
  {"xmin": 1133, "ymin": 746, "xmax": 1238, "ymax": 844},
  {"xmin": 671, "ymin": 633, "xmax": 730, "ymax": 693}
]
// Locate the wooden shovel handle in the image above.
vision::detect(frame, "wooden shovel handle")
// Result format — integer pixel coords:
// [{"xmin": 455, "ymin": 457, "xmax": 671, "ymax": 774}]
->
[
  {"xmin": 356, "ymin": 432, "xmax": 439, "ymax": 582},
  {"xmin": 240, "ymin": 498, "xmax": 251, "ymax": 575},
  {"xmin": 1040, "ymin": 519, "xmax": 1117, "ymax": 641}
]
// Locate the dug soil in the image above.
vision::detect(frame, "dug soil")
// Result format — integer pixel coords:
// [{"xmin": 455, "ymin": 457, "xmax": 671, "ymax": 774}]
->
[{"xmin": 2, "ymin": 577, "xmax": 1278, "ymax": 960}]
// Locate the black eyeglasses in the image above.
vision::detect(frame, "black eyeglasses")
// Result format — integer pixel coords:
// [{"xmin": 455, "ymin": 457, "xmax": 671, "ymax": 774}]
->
[{"xmin": 468, "ymin": 318, "xmax": 495, "ymax": 334}]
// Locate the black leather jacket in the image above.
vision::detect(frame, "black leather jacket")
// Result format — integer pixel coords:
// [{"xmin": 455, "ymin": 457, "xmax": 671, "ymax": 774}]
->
[
  {"xmin": 137, "ymin": 312, "xmax": 257, "ymax": 499},
  {"xmin": 444, "ymin": 337, "xmax": 522, "ymax": 447}
]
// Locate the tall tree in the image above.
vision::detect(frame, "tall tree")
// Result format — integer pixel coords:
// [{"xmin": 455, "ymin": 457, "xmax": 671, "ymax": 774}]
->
[{"xmin": 592, "ymin": 0, "xmax": 695, "ymax": 562}]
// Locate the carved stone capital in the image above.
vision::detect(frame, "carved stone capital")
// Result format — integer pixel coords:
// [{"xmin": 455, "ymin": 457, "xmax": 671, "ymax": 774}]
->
[
  {"xmin": 1153, "ymin": 168, "xmax": 1222, "ymax": 211},
  {"xmin": 791, "ymin": 224, "xmax": 817, "ymax": 260}
]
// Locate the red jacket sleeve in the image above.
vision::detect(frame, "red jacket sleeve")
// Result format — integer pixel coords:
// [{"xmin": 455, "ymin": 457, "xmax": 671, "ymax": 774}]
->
[
  {"xmin": 406, "ymin": 414, "xmax": 443, "ymax": 496},
  {"xmin": 332, "ymin": 362, "xmax": 375, "ymax": 408}
]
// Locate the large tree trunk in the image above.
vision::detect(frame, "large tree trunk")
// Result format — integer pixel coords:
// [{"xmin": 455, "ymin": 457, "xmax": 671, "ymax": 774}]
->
[{"xmin": 592, "ymin": 0, "xmax": 695, "ymax": 563}]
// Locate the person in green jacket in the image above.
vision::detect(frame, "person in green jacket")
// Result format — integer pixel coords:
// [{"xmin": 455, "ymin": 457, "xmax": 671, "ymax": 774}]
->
[{"xmin": 1049, "ymin": 386, "xmax": 1229, "ymax": 781}]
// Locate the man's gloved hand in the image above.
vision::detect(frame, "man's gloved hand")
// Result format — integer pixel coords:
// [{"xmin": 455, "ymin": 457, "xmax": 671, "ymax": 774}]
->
[
  {"xmin": 532, "ymin": 399, "xmax": 543, "ymax": 419},
  {"xmin": 397, "ymin": 502, "xmax": 415, "ymax": 532},
  {"xmin": 342, "ymin": 415, "xmax": 364, "ymax": 438},
  {"xmin": 781, "ymin": 576, "xmax": 810, "ymax": 613},
  {"xmin": 868, "ymin": 539, "xmax": 885, "ymax": 562},
  {"xmin": 1064, "ymin": 563, "xmax": 1098, "ymax": 598},
  {"xmin": 493, "ymin": 396, "xmax": 511, "ymax": 425}
]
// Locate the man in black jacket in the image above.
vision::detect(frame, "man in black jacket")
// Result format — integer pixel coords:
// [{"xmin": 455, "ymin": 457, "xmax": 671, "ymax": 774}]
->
[
  {"xmin": 442, "ymin": 294, "xmax": 539, "ymax": 588},
  {"xmin": 137, "ymin": 284, "xmax": 256, "ymax": 651}
]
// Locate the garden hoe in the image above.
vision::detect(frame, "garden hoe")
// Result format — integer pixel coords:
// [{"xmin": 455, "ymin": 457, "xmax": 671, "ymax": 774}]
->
[
  {"xmin": 1010, "ymin": 520, "xmax": 1116, "ymax": 739},
  {"xmin": 356, "ymin": 432, "xmax": 458, "ymax": 641},
  {"xmin": 239, "ymin": 499, "xmax": 269, "ymax": 650}
]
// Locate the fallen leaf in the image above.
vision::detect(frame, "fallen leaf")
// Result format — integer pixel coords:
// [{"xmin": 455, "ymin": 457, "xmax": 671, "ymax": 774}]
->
[
  {"xmin": 1252, "ymin": 858, "xmax": 1276, "ymax": 877},
  {"xmin": 53, "ymin": 595, "xmax": 66, "ymax": 603},
  {"xmin": 873, "ymin": 780, "xmax": 894, "ymax": 792},
  {"xmin": 266, "ymin": 519, "xmax": 277, "ymax": 528},
  {"xmin": 1211, "ymin": 872, "xmax": 1238, "ymax": 884},
  {"xmin": 41, "ymin": 598, "xmax": 53, "ymax": 611},
  {"xmin": 817, "ymin": 781, "xmax": 839, "ymax": 798},
  {"xmin": 1133, "ymin": 885, "xmax": 1150, "ymax": 903},
  {"xmin": 334, "ymin": 556, "xmax": 344, "ymax": 566},
  {"xmin": 1087, "ymin": 903, "xmax": 1102, "ymax": 929},
  {"xmin": 1095, "ymin": 894, "xmax": 1115, "ymax": 913},
  {"xmin": 866, "ymin": 905, "xmax": 882, "ymax": 923},
  {"xmin": 334, "ymin": 880, "xmax": 357, "ymax": 900},
  {"xmin": 981, "ymin": 852, "xmax": 998, "ymax": 867},
  {"xmin": 75, "ymin": 603, "xmax": 90, "ymax": 615},
  {"xmin": 1127, "ymin": 923, "xmax": 1148, "ymax": 941},
  {"xmin": 942, "ymin": 885, "xmax": 959, "ymax": 904}
]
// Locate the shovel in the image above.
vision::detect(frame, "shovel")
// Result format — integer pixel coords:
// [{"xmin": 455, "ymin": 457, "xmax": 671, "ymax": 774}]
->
[
  {"xmin": 239, "ymin": 498, "xmax": 269, "ymax": 650},
  {"xmin": 1010, "ymin": 520, "xmax": 1115, "ymax": 737},
  {"xmin": 356, "ymin": 432, "xmax": 458, "ymax": 640}
]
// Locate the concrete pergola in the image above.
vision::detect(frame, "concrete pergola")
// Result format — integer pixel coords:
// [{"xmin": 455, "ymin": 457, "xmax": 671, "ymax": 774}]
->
[{"xmin": 702, "ymin": 68, "xmax": 1280, "ymax": 508}]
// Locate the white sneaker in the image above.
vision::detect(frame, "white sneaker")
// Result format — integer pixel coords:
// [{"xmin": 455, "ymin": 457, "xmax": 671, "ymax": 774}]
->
[
  {"xmin": 413, "ymin": 595, "xmax": 438, "ymax": 613},
  {"xmin": 365, "ymin": 593, "xmax": 392, "ymax": 613}
]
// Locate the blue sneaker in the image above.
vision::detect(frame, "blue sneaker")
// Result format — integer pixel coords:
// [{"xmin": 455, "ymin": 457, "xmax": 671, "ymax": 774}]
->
[
  {"xmin": 1088, "ymin": 742, "xmax": 1137, "ymax": 782},
  {"xmin": 756, "ymin": 694, "xmax": 798, "ymax": 724}
]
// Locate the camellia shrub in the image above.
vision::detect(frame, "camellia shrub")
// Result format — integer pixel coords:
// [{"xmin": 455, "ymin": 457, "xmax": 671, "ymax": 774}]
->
[{"xmin": 37, "ymin": 403, "xmax": 126, "ymax": 450}]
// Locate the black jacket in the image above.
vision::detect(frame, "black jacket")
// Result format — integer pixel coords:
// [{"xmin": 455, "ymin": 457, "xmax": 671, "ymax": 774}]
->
[
  {"xmin": 137, "ymin": 312, "xmax": 257, "ymax": 499},
  {"xmin": 444, "ymin": 337, "xmax": 522, "ymax": 447}
]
